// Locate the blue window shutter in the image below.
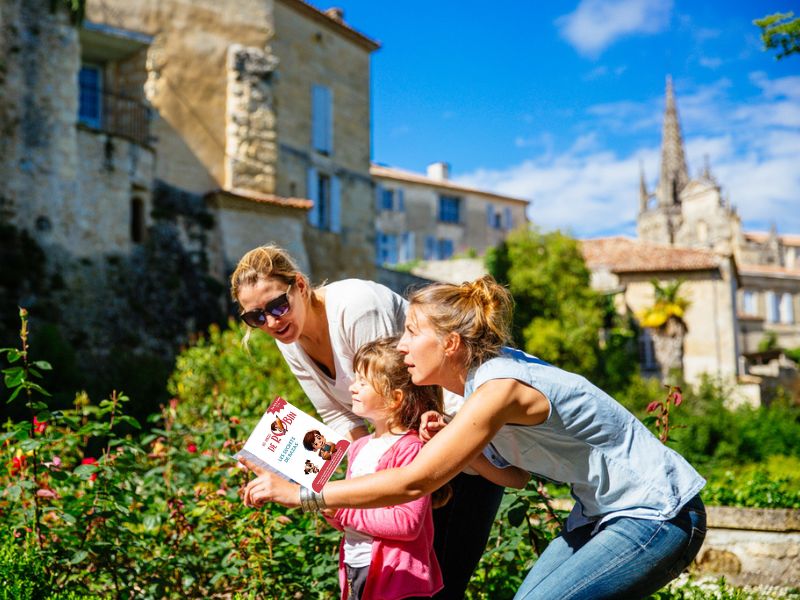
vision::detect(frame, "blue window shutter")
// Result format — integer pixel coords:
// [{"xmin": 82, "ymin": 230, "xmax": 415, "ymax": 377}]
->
[
  {"xmin": 330, "ymin": 176, "xmax": 341, "ymax": 233},
  {"xmin": 396, "ymin": 189, "xmax": 405, "ymax": 212},
  {"xmin": 375, "ymin": 183, "xmax": 383, "ymax": 212},
  {"xmin": 312, "ymin": 85, "xmax": 332, "ymax": 153},
  {"xmin": 487, "ymin": 204, "xmax": 494, "ymax": 227},
  {"xmin": 504, "ymin": 207, "xmax": 513, "ymax": 230},
  {"xmin": 375, "ymin": 231, "xmax": 384, "ymax": 265},
  {"xmin": 424, "ymin": 236, "xmax": 435, "ymax": 260},
  {"xmin": 307, "ymin": 167, "xmax": 319, "ymax": 227}
]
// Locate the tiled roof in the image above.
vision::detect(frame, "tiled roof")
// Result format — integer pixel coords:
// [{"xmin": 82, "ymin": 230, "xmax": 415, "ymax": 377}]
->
[
  {"xmin": 738, "ymin": 263, "xmax": 800, "ymax": 279},
  {"xmin": 206, "ymin": 187, "xmax": 313, "ymax": 210},
  {"xmin": 580, "ymin": 236, "xmax": 720, "ymax": 273},
  {"xmin": 370, "ymin": 164, "xmax": 529, "ymax": 205},
  {"xmin": 744, "ymin": 231, "xmax": 800, "ymax": 247},
  {"xmin": 279, "ymin": 0, "xmax": 380, "ymax": 51}
]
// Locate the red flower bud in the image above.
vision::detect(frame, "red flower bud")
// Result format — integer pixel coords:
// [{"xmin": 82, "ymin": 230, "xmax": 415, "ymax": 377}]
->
[
  {"xmin": 33, "ymin": 416, "xmax": 47, "ymax": 435},
  {"xmin": 81, "ymin": 457, "xmax": 98, "ymax": 481},
  {"xmin": 646, "ymin": 400, "xmax": 660, "ymax": 413},
  {"xmin": 187, "ymin": 443, "xmax": 197, "ymax": 453}
]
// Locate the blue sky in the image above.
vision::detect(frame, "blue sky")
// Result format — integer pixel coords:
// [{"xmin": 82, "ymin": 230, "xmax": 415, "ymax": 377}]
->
[{"xmin": 329, "ymin": 0, "xmax": 800, "ymax": 239}]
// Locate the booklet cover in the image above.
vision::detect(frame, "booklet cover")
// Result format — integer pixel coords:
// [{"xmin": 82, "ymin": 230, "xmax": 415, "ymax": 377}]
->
[{"xmin": 235, "ymin": 396, "xmax": 350, "ymax": 492}]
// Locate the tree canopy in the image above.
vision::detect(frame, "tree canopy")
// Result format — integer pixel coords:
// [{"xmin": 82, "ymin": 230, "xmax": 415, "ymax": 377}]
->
[
  {"xmin": 754, "ymin": 12, "xmax": 800, "ymax": 60},
  {"xmin": 486, "ymin": 228, "xmax": 637, "ymax": 393}
]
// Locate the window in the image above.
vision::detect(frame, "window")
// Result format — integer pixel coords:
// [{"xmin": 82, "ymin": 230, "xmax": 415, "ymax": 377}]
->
[
  {"xmin": 377, "ymin": 187, "xmax": 405, "ymax": 212},
  {"xmin": 765, "ymin": 291, "xmax": 778, "ymax": 323},
  {"xmin": 78, "ymin": 65, "xmax": 102, "ymax": 128},
  {"xmin": 742, "ymin": 290, "xmax": 757, "ymax": 315},
  {"xmin": 311, "ymin": 84, "xmax": 333, "ymax": 154},
  {"xmin": 307, "ymin": 168, "xmax": 340, "ymax": 232},
  {"xmin": 780, "ymin": 293, "xmax": 794, "ymax": 324},
  {"xmin": 438, "ymin": 195, "xmax": 461, "ymax": 223},
  {"xmin": 376, "ymin": 232, "xmax": 398, "ymax": 265},
  {"xmin": 438, "ymin": 238, "xmax": 454, "ymax": 260},
  {"xmin": 131, "ymin": 197, "xmax": 145, "ymax": 243}
]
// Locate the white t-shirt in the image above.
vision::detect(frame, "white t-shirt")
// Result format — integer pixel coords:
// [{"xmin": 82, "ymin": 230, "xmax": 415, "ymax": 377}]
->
[
  {"xmin": 343, "ymin": 433, "xmax": 406, "ymax": 567},
  {"xmin": 276, "ymin": 279, "xmax": 407, "ymax": 435}
]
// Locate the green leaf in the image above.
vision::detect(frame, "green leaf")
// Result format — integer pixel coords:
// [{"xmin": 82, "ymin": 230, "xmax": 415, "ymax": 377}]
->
[
  {"xmin": 642, "ymin": 416, "xmax": 658, "ymax": 427},
  {"xmin": 33, "ymin": 361, "xmax": 52, "ymax": 370},
  {"xmin": 116, "ymin": 415, "xmax": 142, "ymax": 429},
  {"xmin": 2, "ymin": 348, "xmax": 22, "ymax": 363},
  {"xmin": 6, "ymin": 386, "xmax": 22, "ymax": 403},
  {"xmin": 24, "ymin": 382, "xmax": 51, "ymax": 396},
  {"xmin": 61, "ymin": 512, "xmax": 77, "ymax": 524},
  {"xmin": 6, "ymin": 484, "xmax": 22, "ymax": 501},
  {"xmin": 4, "ymin": 368, "xmax": 24, "ymax": 388},
  {"xmin": 74, "ymin": 464, "xmax": 98, "ymax": 479},
  {"xmin": 69, "ymin": 550, "xmax": 88, "ymax": 565}
]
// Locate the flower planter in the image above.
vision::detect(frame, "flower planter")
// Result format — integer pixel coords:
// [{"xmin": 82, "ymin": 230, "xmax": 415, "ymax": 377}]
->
[{"xmin": 694, "ymin": 506, "xmax": 800, "ymax": 587}]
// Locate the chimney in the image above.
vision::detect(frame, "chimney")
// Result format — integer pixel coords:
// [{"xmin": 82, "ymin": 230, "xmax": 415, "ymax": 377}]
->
[
  {"xmin": 325, "ymin": 7, "xmax": 344, "ymax": 22},
  {"xmin": 426, "ymin": 162, "xmax": 450, "ymax": 181}
]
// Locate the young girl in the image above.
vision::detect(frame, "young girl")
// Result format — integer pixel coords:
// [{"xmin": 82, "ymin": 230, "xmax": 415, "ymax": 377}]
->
[{"xmin": 325, "ymin": 336, "xmax": 528, "ymax": 600}]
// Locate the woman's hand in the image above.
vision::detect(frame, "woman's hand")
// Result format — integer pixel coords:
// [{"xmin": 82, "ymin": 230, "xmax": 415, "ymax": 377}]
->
[
  {"xmin": 239, "ymin": 457, "xmax": 300, "ymax": 508},
  {"xmin": 419, "ymin": 410, "xmax": 447, "ymax": 442}
]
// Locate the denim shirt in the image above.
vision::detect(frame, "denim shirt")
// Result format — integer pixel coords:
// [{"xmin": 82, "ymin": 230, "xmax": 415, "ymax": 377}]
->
[{"xmin": 465, "ymin": 347, "xmax": 705, "ymax": 532}]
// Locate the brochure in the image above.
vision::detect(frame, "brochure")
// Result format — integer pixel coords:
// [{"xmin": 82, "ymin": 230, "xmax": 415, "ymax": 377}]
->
[{"xmin": 235, "ymin": 396, "xmax": 349, "ymax": 492}]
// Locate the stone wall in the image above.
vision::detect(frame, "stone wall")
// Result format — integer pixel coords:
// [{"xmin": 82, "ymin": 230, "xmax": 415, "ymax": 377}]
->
[
  {"xmin": 696, "ymin": 506, "xmax": 800, "ymax": 587},
  {"xmin": 271, "ymin": 0, "xmax": 377, "ymax": 281}
]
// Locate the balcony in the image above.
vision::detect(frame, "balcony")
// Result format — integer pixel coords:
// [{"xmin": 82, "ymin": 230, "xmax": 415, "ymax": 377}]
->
[{"xmin": 78, "ymin": 84, "xmax": 151, "ymax": 147}]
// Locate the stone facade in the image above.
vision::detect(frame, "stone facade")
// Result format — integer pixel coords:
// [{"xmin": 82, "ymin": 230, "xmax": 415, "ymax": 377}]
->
[
  {"xmin": 637, "ymin": 78, "xmax": 800, "ymax": 363},
  {"xmin": 372, "ymin": 163, "xmax": 529, "ymax": 265},
  {"xmin": 81, "ymin": 0, "xmax": 379, "ymax": 282},
  {"xmin": 0, "ymin": 2, "xmax": 156, "ymax": 258},
  {"xmin": 581, "ymin": 237, "xmax": 742, "ymax": 388}
]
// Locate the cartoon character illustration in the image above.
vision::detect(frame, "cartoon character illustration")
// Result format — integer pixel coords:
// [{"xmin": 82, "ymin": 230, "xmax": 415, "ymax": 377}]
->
[
  {"xmin": 303, "ymin": 430, "xmax": 334, "ymax": 460},
  {"xmin": 270, "ymin": 417, "xmax": 287, "ymax": 435},
  {"xmin": 304, "ymin": 459, "xmax": 320, "ymax": 475}
]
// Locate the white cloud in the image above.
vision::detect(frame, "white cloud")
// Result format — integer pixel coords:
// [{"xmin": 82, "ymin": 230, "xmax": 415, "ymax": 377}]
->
[
  {"xmin": 454, "ymin": 73, "xmax": 800, "ymax": 238},
  {"xmin": 699, "ymin": 56, "xmax": 722, "ymax": 69},
  {"xmin": 557, "ymin": 0, "xmax": 673, "ymax": 58}
]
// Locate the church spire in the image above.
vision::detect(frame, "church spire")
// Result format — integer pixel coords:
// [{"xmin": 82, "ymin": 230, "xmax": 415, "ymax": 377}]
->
[
  {"xmin": 639, "ymin": 161, "xmax": 649, "ymax": 213},
  {"xmin": 657, "ymin": 75, "xmax": 689, "ymax": 207}
]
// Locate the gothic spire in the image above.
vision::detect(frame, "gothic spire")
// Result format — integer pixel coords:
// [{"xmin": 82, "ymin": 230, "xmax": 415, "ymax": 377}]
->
[
  {"xmin": 639, "ymin": 161, "xmax": 649, "ymax": 213},
  {"xmin": 657, "ymin": 75, "xmax": 689, "ymax": 207}
]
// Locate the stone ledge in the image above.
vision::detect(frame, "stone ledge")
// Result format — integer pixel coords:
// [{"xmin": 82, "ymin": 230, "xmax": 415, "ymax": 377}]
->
[{"xmin": 707, "ymin": 506, "xmax": 800, "ymax": 532}]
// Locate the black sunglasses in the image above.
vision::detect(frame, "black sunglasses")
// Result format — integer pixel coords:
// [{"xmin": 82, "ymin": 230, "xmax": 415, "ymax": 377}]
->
[{"xmin": 240, "ymin": 284, "xmax": 292, "ymax": 327}]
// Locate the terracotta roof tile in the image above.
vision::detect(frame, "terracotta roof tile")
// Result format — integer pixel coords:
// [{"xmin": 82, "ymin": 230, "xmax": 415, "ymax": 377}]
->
[
  {"xmin": 744, "ymin": 231, "xmax": 800, "ymax": 247},
  {"xmin": 738, "ymin": 263, "xmax": 800, "ymax": 279},
  {"xmin": 206, "ymin": 187, "xmax": 313, "ymax": 210},
  {"xmin": 580, "ymin": 236, "xmax": 720, "ymax": 273}
]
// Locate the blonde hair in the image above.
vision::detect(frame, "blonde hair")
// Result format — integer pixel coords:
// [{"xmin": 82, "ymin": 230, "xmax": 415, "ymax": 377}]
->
[
  {"xmin": 353, "ymin": 336, "xmax": 442, "ymax": 434},
  {"xmin": 229, "ymin": 245, "xmax": 302, "ymax": 303},
  {"xmin": 408, "ymin": 275, "xmax": 513, "ymax": 369}
]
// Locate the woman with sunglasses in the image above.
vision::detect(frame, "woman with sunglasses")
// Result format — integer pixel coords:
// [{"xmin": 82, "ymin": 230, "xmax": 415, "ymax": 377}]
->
[
  {"xmin": 230, "ymin": 245, "xmax": 505, "ymax": 599},
  {"xmin": 240, "ymin": 275, "xmax": 707, "ymax": 599}
]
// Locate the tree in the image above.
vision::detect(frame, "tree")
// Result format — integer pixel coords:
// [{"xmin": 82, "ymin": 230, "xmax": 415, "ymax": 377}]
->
[
  {"xmin": 486, "ymin": 228, "xmax": 637, "ymax": 392},
  {"xmin": 754, "ymin": 12, "xmax": 800, "ymax": 60}
]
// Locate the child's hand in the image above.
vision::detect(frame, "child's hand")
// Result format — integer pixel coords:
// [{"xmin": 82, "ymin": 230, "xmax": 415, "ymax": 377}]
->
[{"xmin": 419, "ymin": 411, "xmax": 447, "ymax": 442}]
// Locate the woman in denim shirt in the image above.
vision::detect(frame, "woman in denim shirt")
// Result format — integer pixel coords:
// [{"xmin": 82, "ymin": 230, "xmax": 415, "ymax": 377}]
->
[{"xmin": 242, "ymin": 275, "xmax": 707, "ymax": 599}]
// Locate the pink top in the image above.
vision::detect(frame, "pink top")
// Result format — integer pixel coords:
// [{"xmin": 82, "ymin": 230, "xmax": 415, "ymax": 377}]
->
[{"xmin": 325, "ymin": 432, "xmax": 443, "ymax": 600}]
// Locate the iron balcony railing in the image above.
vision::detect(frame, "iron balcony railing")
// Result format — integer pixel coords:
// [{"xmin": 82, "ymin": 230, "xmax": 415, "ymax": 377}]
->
[{"xmin": 78, "ymin": 85, "xmax": 152, "ymax": 147}]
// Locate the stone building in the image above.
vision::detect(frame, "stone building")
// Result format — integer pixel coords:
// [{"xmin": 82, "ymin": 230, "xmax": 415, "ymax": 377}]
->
[
  {"xmin": 82, "ymin": 0, "xmax": 380, "ymax": 281},
  {"xmin": 372, "ymin": 162, "xmax": 529, "ymax": 265},
  {"xmin": 586, "ymin": 76, "xmax": 800, "ymax": 398}
]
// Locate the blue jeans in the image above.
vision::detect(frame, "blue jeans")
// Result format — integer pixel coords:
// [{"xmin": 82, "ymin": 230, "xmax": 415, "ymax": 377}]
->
[{"xmin": 514, "ymin": 495, "xmax": 707, "ymax": 600}]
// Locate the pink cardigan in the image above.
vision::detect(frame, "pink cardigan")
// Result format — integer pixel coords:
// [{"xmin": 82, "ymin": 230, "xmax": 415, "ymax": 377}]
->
[{"xmin": 325, "ymin": 432, "xmax": 443, "ymax": 600}]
